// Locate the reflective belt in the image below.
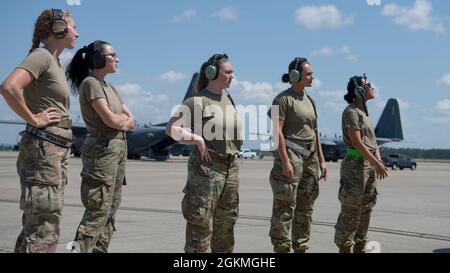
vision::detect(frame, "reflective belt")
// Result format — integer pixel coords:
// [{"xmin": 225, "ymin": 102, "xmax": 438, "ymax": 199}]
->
[
  {"xmin": 26, "ymin": 124, "xmax": 74, "ymax": 148},
  {"xmin": 285, "ymin": 139, "xmax": 314, "ymax": 158},
  {"xmin": 347, "ymin": 148, "xmax": 364, "ymax": 159}
]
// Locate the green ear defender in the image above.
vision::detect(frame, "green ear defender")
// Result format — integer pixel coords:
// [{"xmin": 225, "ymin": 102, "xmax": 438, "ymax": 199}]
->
[
  {"xmin": 205, "ymin": 65, "xmax": 218, "ymax": 80},
  {"xmin": 205, "ymin": 53, "xmax": 228, "ymax": 80},
  {"xmin": 289, "ymin": 57, "xmax": 307, "ymax": 84}
]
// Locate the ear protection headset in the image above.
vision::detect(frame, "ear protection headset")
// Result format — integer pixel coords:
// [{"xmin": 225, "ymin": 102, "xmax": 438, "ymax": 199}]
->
[
  {"xmin": 289, "ymin": 57, "xmax": 307, "ymax": 84},
  {"xmin": 92, "ymin": 40, "xmax": 106, "ymax": 69},
  {"xmin": 205, "ymin": 53, "xmax": 228, "ymax": 80},
  {"xmin": 50, "ymin": 9, "xmax": 68, "ymax": 38},
  {"xmin": 352, "ymin": 73, "xmax": 367, "ymax": 99}
]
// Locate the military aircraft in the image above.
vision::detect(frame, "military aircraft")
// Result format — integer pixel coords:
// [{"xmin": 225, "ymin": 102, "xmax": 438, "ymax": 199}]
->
[{"xmin": 0, "ymin": 73, "xmax": 199, "ymax": 161}]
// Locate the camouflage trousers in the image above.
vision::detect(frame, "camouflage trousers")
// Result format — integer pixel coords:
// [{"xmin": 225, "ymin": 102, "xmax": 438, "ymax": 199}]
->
[
  {"xmin": 182, "ymin": 148, "xmax": 239, "ymax": 253},
  {"xmin": 334, "ymin": 156, "xmax": 378, "ymax": 250},
  {"xmin": 269, "ymin": 147, "xmax": 319, "ymax": 253},
  {"xmin": 15, "ymin": 127, "xmax": 71, "ymax": 253},
  {"xmin": 75, "ymin": 136, "xmax": 127, "ymax": 253}
]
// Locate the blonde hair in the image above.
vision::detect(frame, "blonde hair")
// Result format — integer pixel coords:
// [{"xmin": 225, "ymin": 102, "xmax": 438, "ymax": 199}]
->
[{"xmin": 30, "ymin": 9, "xmax": 72, "ymax": 53}]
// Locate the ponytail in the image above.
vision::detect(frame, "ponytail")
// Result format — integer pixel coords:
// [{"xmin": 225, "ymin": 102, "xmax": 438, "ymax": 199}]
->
[
  {"xmin": 281, "ymin": 73, "xmax": 290, "ymax": 83},
  {"xmin": 343, "ymin": 92, "xmax": 355, "ymax": 104},
  {"xmin": 66, "ymin": 46, "xmax": 89, "ymax": 95}
]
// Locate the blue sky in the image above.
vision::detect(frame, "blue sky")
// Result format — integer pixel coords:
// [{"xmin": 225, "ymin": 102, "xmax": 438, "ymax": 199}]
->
[{"xmin": 1, "ymin": 0, "xmax": 450, "ymax": 149}]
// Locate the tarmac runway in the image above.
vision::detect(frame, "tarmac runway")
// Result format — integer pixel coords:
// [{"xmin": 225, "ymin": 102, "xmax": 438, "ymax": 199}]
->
[{"xmin": 0, "ymin": 151, "xmax": 449, "ymax": 253}]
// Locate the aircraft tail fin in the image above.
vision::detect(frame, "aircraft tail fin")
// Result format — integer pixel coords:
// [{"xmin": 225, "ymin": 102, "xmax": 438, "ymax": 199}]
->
[
  {"xmin": 374, "ymin": 98, "xmax": 403, "ymax": 141},
  {"xmin": 182, "ymin": 73, "xmax": 199, "ymax": 102}
]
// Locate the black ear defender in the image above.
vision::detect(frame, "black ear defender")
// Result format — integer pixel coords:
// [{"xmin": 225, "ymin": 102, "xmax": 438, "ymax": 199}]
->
[
  {"xmin": 352, "ymin": 73, "xmax": 367, "ymax": 99},
  {"xmin": 205, "ymin": 53, "xmax": 228, "ymax": 80},
  {"xmin": 92, "ymin": 40, "xmax": 106, "ymax": 69},
  {"xmin": 289, "ymin": 57, "xmax": 307, "ymax": 84},
  {"xmin": 50, "ymin": 9, "xmax": 68, "ymax": 38}
]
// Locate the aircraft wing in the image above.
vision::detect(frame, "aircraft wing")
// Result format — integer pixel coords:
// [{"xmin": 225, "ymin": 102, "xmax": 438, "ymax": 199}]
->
[{"xmin": 0, "ymin": 119, "xmax": 26, "ymax": 125}]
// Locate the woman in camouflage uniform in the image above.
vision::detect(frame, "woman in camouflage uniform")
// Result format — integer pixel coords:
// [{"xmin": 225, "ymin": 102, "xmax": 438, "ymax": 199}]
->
[
  {"xmin": 0, "ymin": 8, "xmax": 78, "ymax": 252},
  {"xmin": 268, "ymin": 57, "xmax": 328, "ymax": 253},
  {"xmin": 66, "ymin": 41, "xmax": 135, "ymax": 252},
  {"xmin": 166, "ymin": 54, "xmax": 242, "ymax": 253},
  {"xmin": 334, "ymin": 75, "xmax": 388, "ymax": 253}
]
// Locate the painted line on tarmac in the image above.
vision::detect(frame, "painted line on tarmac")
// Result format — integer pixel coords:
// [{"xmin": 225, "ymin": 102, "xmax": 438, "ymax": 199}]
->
[{"xmin": 1, "ymin": 198, "xmax": 449, "ymax": 242}]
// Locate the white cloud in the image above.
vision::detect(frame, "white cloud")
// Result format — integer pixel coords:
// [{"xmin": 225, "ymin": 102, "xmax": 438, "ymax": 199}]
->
[
  {"xmin": 367, "ymin": 0, "xmax": 381, "ymax": 6},
  {"xmin": 116, "ymin": 83, "xmax": 169, "ymax": 103},
  {"xmin": 318, "ymin": 90, "xmax": 347, "ymax": 112},
  {"xmin": 66, "ymin": 0, "xmax": 81, "ymax": 5},
  {"xmin": 115, "ymin": 83, "xmax": 170, "ymax": 124},
  {"xmin": 233, "ymin": 79, "xmax": 275, "ymax": 103},
  {"xmin": 396, "ymin": 97, "xmax": 411, "ymax": 110},
  {"xmin": 432, "ymin": 99, "xmax": 450, "ymax": 124},
  {"xmin": 172, "ymin": 9, "xmax": 197, "ymax": 23},
  {"xmin": 310, "ymin": 45, "xmax": 358, "ymax": 63},
  {"xmin": 437, "ymin": 73, "xmax": 450, "ymax": 86},
  {"xmin": 311, "ymin": 47, "xmax": 334, "ymax": 57},
  {"xmin": 435, "ymin": 99, "xmax": 450, "ymax": 111},
  {"xmin": 339, "ymin": 46, "xmax": 351, "ymax": 55},
  {"xmin": 346, "ymin": 54, "xmax": 358, "ymax": 63},
  {"xmin": 156, "ymin": 70, "xmax": 187, "ymax": 84},
  {"xmin": 294, "ymin": 5, "xmax": 353, "ymax": 30},
  {"xmin": 312, "ymin": 78, "xmax": 322, "ymax": 89},
  {"xmin": 381, "ymin": 0, "xmax": 445, "ymax": 33},
  {"xmin": 212, "ymin": 7, "xmax": 239, "ymax": 21}
]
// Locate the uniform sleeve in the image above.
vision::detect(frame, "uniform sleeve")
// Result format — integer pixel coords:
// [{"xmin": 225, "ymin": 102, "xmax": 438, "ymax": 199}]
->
[
  {"xmin": 343, "ymin": 109, "xmax": 361, "ymax": 130},
  {"xmin": 81, "ymin": 79, "xmax": 106, "ymax": 102},
  {"xmin": 268, "ymin": 95, "xmax": 288, "ymax": 121},
  {"xmin": 17, "ymin": 49, "xmax": 51, "ymax": 80}
]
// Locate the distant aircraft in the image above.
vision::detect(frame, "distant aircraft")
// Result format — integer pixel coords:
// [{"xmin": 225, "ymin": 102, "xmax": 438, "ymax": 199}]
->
[{"xmin": 0, "ymin": 73, "xmax": 200, "ymax": 161}]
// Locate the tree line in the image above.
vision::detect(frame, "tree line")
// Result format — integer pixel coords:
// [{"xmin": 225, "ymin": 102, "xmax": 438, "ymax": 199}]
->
[{"xmin": 380, "ymin": 147, "xmax": 450, "ymax": 160}]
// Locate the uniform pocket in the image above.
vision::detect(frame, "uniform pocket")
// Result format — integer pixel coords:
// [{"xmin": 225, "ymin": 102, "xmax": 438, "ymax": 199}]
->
[
  {"xmin": 270, "ymin": 170, "xmax": 297, "ymax": 203},
  {"xmin": 81, "ymin": 181, "xmax": 105, "ymax": 210},
  {"xmin": 81, "ymin": 138, "xmax": 119, "ymax": 186},
  {"xmin": 18, "ymin": 136, "xmax": 65, "ymax": 186},
  {"xmin": 182, "ymin": 192, "xmax": 211, "ymax": 226},
  {"xmin": 20, "ymin": 183, "xmax": 63, "ymax": 213}
]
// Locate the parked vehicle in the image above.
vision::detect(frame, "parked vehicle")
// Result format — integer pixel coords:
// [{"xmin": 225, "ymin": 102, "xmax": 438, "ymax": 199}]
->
[
  {"xmin": 238, "ymin": 149, "xmax": 257, "ymax": 159},
  {"xmin": 382, "ymin": 154, "xmax": 417, "ymax": 170},
  {"xmin": 321, "ymin": 140, "xmax": 339, "ymax": 162}
]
